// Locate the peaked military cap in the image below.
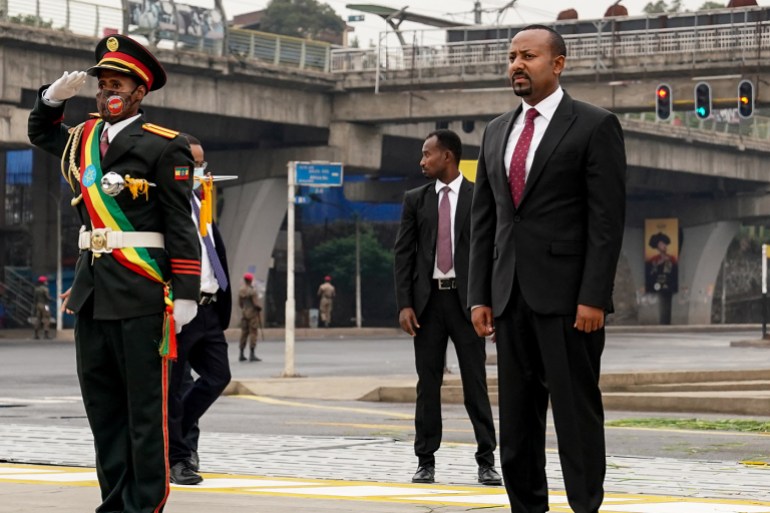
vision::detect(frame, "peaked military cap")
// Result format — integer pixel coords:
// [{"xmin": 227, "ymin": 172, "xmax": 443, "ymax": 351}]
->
[{"xmin": 87, "ymin": 34, "xmax": 166, "ymax": 91}]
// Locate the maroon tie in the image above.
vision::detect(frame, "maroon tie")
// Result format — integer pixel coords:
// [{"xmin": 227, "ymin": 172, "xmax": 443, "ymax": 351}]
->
[
  {"xmin": 509, "ymin": 108, "xmax": 540, "ymax": 208},
  {"xmin": 436, "ymin": 186, "xmax": 453, "ymax": 274},
  {"xmin": 100, "ymin": 129, "xmax": 110, "ymax": 159}
]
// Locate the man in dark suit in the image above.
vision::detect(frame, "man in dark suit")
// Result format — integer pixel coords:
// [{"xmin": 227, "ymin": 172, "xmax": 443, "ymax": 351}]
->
[
  {"xmin": 167, "ymin": 135, "xmax": 232, "ymax": 485},
  {"xmin": 28, "ymin": 35, "xmax": 201, "ymax": 513},
  {"xmin": 468, "ymin": 26, "xmax": 626, "ymax": 513},
  {"xmin": 394, "ymin": 129, "xmax": 501, "ymax": 486}
]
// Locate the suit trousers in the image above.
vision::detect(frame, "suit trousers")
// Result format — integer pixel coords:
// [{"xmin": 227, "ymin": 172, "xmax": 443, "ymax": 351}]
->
[
  {"xmin": 168, "ymin": 303, "xmax": 231, "ymax": 466},
  {"xmin": 413, "ymin": 285, "xmax": 497, "ymax": 468},
  {"xmin": 496, "ymin": 279, "xmax": 606, "ymax": 513},
  {"xmin": 74, "ymin": 299, "xmax": 169, "ymax": 513}
]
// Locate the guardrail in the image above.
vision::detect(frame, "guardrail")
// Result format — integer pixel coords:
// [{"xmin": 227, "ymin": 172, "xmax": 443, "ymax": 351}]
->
[
  {"xmin": 331, "ymin": 21, "xmax": 770, "ymax": 75},
  {"xmin": 2, "ymin": 0, "xmax": 332, "ymax": 71}
]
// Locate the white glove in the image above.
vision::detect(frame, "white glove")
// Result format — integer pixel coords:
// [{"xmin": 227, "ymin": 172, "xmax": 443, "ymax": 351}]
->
[
  {"xmin": 45, "ymin": 71, "xmax": 87, "ymax": 102},
  {"xmin": 173, "ymin": 298, "xmax": 198, "ymax": 333}
]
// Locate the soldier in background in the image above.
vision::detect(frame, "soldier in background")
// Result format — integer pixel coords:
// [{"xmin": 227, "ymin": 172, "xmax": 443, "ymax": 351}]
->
[
  {"xmin": 32, "ymin": 275, "xmax": 52, "ymax": 339},
  {"xmin": 238, "ymin": 273, "xmax": 261, "ymax": 362},
  {"xmin": 317, "ymin": 275, "xmax": 336, "ymax": 328}
]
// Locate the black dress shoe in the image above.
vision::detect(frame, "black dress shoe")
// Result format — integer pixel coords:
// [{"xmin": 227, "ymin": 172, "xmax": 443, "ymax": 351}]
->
[
  {"xmin": 170, "ymin": 460, "xmax": 203, "ymax": 485},
  {"xmin": 188, "ymin": 450, "xmax": 200, "ymax": 472},
  {"xmin": 478, "ymin": 466, "xmax": 502, "ymax": 486},
  {"xmin": 412, "ymin": 465, "xmax": 435, "ymax": 483}
]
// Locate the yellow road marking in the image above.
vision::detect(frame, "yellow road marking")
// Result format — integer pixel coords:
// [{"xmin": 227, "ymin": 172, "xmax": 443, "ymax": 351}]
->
[{"xmin": 2, "ymin": 463, "xmax": 769, "ymax": 511}]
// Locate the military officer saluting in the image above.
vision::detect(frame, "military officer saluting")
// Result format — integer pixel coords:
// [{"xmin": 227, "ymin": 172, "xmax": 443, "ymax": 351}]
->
[{"xmin": 28, "ymin": 35, "xmax": 201, "ymax": 513}]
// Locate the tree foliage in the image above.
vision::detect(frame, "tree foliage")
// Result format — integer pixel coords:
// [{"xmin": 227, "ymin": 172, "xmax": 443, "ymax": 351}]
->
[
  {"xmin": 643, "ymin": 0, "xmax": 684, "ymax": 13},
  {"xmin": 699, "ymin": 1, "xmax": 725, "ymax": 8},
  {"xmin": 261, "ymin": 0, "xmax": 345, "ymax": 40}
]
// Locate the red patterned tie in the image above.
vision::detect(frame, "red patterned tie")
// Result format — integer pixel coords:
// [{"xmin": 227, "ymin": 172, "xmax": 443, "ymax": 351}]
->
[
  {"xmin": 99, "ymin": 129, "xmax": 110, "ymax": 158},
  {"xmin": 509, "ymin": 108, "xmax": 539, "ymax": 208},
  {"xmin": 436, "ymin": 186, "xmax": 453, "ymax": 273}
]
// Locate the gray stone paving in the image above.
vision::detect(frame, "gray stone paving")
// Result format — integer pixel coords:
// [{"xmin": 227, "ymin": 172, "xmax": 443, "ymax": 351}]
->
[{"xmin": 0, "ymin": 424, "xmax": 768, "ymax": 501}]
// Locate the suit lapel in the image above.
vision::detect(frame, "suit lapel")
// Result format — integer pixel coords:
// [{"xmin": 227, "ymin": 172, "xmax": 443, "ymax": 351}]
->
[
  {"xmin": 101, "ymin": 117, "xmax": 144, "ymax": 170},
  {"xmin": 519, "ymin": 94, "xmax": 576, "ymax": 207},
  {"xmin": 455, "ymin": 179, "xmax": 471, "ymax": 242},
  {"xmin": 424, "ymin": 184, "xmax": 438, "ymax": 250}
]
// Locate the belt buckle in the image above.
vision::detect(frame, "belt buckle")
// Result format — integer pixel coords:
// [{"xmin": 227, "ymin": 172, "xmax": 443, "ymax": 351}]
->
[
  {"xmin": 90, "ymin": 228, "xmax": 113, "ymax": 255},
  {"xmin": 199, "ymin": 294, "xmax": 216, "ymax": 305},
  {"xmin": 438, "ymin": 278, "xmax": 454, "ymax": 290}
]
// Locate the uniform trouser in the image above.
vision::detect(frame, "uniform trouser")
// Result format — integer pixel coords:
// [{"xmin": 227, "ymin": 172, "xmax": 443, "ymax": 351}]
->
[
  {"xmin": 239, "ymin": 316, "xmax": 259, "ymax": 350},
  {"xmin": 495, "ymin": 280, "xmax": 606, "ymax": 513},
  {"xmin": 168, "ymin": 304, "xmax": 231, "ymax": 466},
  {"xmin": 319, "ymin": 298, "xmax": 332, "ymax": 325},
  {"xmin": 413, "ymin": 285, "xmax": 497, "ymax": 468},
  {"xmin": 75, "ymin": 300, "xmax": 169, "ymax": 513},
  {"xmin": 34, "ymin": 303, "xmax": 50, "ymax": 332}
]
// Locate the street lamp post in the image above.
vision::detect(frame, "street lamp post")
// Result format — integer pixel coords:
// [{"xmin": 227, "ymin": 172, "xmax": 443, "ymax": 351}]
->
[{"xmin": 354, "ymin": 213, "xmax": 361, "ymax": 329}]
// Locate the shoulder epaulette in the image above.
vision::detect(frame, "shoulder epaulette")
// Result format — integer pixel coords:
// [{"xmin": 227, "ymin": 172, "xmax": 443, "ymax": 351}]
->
[
  {"xmin": 142, "ymin": 123, "xmax": 179, "ymax": 139},
  {"xmin": 88, "ymin": 112, "xmax": 101, "ymax": 119}
]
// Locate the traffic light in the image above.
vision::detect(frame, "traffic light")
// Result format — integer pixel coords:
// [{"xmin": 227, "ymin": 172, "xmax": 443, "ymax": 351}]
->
[
  {"xmin": 694, "ymin": 82, "xmax": 711, "ymax": 119},
  {"xmin": 738, "ymin": 79, "xmax": 754, "ymax": 118},
  {"xmin": 656, "ymin": 84, "xmax": 672, "ymax": 121}
]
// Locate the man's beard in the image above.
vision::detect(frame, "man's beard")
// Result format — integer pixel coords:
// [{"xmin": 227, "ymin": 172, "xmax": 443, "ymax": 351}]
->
[{"xmin": 511, "ymin": 75, "xmax": 532, "ymax": 97}]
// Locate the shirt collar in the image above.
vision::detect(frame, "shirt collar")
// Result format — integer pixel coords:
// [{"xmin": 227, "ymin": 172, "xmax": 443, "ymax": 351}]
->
[
  {"xmin": 103, "ymin": 113, "xmax": 141, "ymax": 143},
  {"xmin": 521, "ymin": 86, "xmax": 564, "ymax": 123},
  {"xmin": 435, "ymin": 173, "xmax": 463, "ymax": 195}
]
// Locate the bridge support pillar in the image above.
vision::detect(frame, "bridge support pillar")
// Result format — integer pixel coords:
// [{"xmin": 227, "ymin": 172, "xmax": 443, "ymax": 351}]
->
[
  {"xmin": 218, "ymin": 177, "xmax": 287, "ymax": 321},
  {"xmin": 672, "ymin": 221, "xmax": 740, "ymax": 325},
  {"xmin": 626, "ymin": 221, "xmax": 739, "ymax": 325},
  {"xmin": 329, "ymin": 122, "xmax": 382, "ymax": 170}
]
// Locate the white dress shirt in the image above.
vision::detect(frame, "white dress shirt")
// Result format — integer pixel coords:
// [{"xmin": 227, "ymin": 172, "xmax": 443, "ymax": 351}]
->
[
  {"xmin": 100, "ymin": 114, "xmax": 142, "ymax": 143},
  {"xmin": 504, "ymin": 87, "xmax": 564, "ymax": 181},
  {"xmin": 432, "ymin": 174, "xmax": 463, "ymax": 279}
]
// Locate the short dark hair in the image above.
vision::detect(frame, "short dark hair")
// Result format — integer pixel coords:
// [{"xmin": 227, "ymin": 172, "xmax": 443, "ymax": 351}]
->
[
  {"xmin": 519, "ymin": 24, "xmax": 567, "ymax": 58},
  {"xmin": 426, "ymin": 129, "xmax": 462, "ymax": 163},
  {"xmin": 180, "ymin": 133, "xmax": 201, "ymax": 146}
]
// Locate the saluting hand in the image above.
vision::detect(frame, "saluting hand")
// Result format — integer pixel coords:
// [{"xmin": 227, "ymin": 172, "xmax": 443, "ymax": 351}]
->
[
  {"xmin": 574, "ymin": 304, "xmax": 605, "ymax": 333},
  {"xmin": 398, "ymin": 307, "xmax": 420, "ymax": 336},
  {"xmin": 46, "ymin": 71, "xmax": 87, "ymax": 102}
]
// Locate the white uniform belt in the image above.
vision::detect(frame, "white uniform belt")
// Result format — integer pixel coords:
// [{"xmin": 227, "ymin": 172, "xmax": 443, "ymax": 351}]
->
[{"xmin": 78, "ymin": 227, "xmax": 164, "ymax": 254}]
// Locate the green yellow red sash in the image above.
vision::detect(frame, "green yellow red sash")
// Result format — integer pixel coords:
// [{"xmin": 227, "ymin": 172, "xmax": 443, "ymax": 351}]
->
[{"xmin": 79, "ymin": 118, "xmax": 177, "ymax": 359}]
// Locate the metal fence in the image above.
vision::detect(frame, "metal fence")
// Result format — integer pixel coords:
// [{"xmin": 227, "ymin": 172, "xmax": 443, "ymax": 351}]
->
[
  {"xmin": 2, "ymin": 0, "xmax": 332, "ymax": 71},
  {"xmin": 331, "ymin": 21, "xmax": 770, "ymax": 74}
]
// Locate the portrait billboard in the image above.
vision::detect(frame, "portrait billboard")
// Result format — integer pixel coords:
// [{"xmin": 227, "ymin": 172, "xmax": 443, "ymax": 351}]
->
[{"xmin": 644, "ymin": 218, "xmax": 679, "ymax": 294}]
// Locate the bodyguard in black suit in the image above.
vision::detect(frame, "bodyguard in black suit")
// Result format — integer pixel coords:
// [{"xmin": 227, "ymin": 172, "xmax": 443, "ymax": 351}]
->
[
  {"xmin": 167, "ymin": 135, "xmax": 232, "ymax": 485},
  {"xmin": 469, "ymin": 26, "xmax": 626, "ymax": 513},
  {"xmin": 394, "ymin": 130, "xmax": 501, "ymax": 486},
  {"xmin": 28, "ymin": 35, "xmax": 201, "ymax": 513}
]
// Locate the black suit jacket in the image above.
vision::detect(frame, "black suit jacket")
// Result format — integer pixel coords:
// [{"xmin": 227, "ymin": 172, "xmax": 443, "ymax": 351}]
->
[
  {"xmin": 28, "ymin": 86, "xmax": 201, "ymax": 319},
  {"xmin": 468, "ymin": 92, "xmax": 626, "ymax": 316},
  {"xmin": 394, "ymin": 178, "xmax": 474, "ymax": 321}
]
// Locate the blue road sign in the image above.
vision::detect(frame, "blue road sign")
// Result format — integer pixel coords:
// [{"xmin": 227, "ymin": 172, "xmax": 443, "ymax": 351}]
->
[{"xmin": 295, "ymin": 162, "xmax": 343, "ymax": 187}]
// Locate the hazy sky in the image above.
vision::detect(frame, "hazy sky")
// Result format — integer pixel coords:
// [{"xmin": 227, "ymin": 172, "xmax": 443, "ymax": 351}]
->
[{"xmin": 215, "ymin": 0, "xmax": 769, "ymax": 47}]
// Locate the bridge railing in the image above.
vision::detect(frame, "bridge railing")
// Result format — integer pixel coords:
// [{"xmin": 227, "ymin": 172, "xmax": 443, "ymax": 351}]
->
[
  {"xmin": 2, "ymin": 0, "xmax": 332, "ymax": 72},
  {"xmin": 331, "ymin": 21, "xmax": 770, "ymax": 75}
]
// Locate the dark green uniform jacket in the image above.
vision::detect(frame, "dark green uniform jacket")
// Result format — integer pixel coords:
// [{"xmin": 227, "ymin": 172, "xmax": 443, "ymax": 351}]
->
[{"xmin": 28, "ymin": 86, "xmax": 201, "ymax": 319}]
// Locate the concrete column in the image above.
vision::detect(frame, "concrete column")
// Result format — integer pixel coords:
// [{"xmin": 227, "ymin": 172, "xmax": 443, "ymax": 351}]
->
[
  {"xmin": 671, "ymin": 221, "xmax": 740, "ymax": 325},
  {"xmin": 328, "ymin": 122, "xmax": 382, "ymax": 170},
  {"xmin": 218, "ymin": 178, "xmax": 287, "ymax": 324}
]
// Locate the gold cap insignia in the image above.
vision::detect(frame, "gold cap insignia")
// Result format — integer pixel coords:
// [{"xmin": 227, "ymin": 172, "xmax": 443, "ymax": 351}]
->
[{"xmin": 106, "ymin": 36, "xmax": 119, "ymax": 52}]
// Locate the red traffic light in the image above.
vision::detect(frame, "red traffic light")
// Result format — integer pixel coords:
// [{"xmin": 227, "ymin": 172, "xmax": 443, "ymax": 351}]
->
[{"xmin": 657, "ymin": 87, "xmax": 669, "ymax": 99}]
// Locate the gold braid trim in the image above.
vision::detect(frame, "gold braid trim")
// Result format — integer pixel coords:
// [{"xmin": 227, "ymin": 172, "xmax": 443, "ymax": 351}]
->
[
  {"xmin": 124, "ymin": 175, "xmax": 152, "ymax": 201},
  {"xmin": 62, "ymin": 122, "xmax": 86, "ymax": 205}
]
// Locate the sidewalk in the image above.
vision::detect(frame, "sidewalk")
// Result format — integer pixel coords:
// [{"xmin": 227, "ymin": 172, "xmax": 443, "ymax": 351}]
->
[{"xmin": 0, "ymin": 424, "xmax": 769, "ymax": 512}]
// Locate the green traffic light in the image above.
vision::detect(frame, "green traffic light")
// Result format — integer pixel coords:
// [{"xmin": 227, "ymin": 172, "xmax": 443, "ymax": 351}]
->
[{"xmin": 696, "ymin": 107, "xmax": 707, "ymax": 118}]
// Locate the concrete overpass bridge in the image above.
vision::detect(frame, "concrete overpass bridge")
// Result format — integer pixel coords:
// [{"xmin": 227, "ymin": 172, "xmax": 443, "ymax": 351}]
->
[{"xmin": 3, "ymin": 16, "xmax": 770, "ymax": 324}]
